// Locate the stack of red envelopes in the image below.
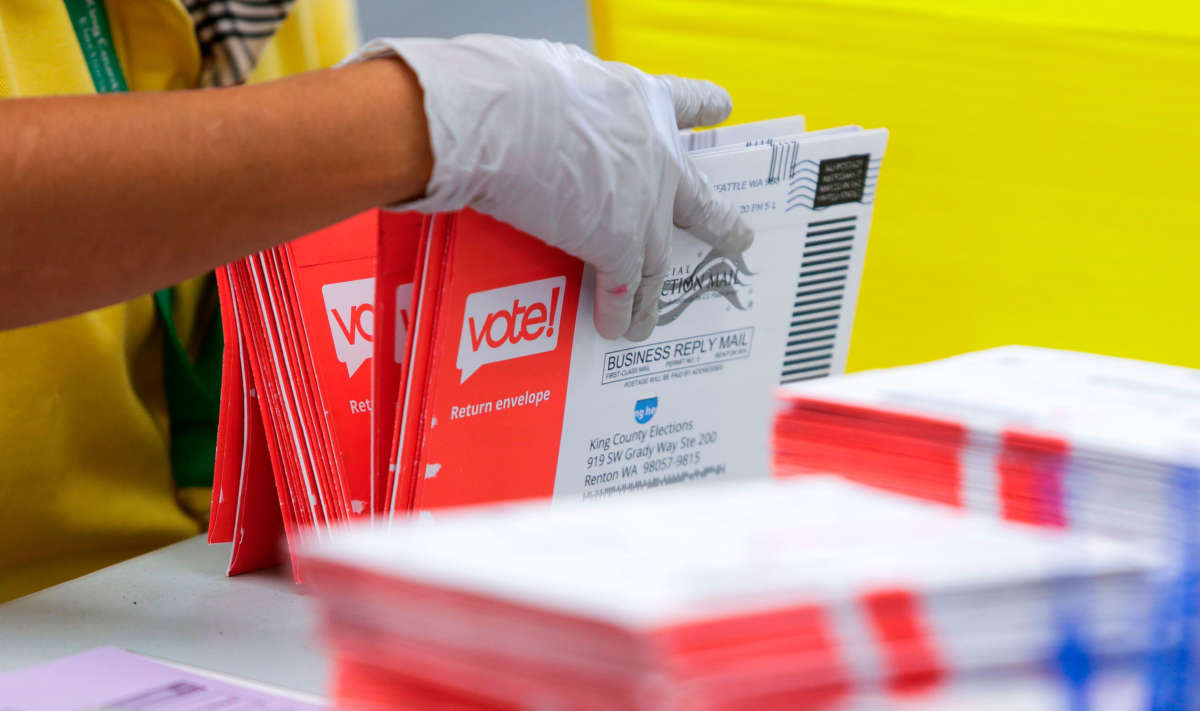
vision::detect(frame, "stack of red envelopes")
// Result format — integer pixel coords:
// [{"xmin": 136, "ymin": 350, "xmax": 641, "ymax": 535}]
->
[
  {"xmin": 299, "ymin": 478, "xmax": 1160, "ymax": 711},
  {"xmin": 210, "ymin": 115, "xmax": 892, "ymax": 577},
  {"xmin": 208, "ymin": 211, "xmax": 422, "ymax": 572},
  {"xmin": 773, "ymin": 346, "xmax": 1200, "ymax": 545}
]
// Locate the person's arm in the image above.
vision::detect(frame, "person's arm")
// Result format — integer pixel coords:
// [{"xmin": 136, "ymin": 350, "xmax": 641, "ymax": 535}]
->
[
  {"xmin": 0, "ymin": 58, "xmax": 431, "ymax": 330},
  {"xmin": 1, "ymin": 35, "xmax": 751, "ymax": 339}
]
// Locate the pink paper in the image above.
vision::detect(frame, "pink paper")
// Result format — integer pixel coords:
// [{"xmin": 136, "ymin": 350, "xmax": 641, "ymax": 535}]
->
[{"xmin": 0, "ymin": 646, "xmax": 326, "ymax": 710}]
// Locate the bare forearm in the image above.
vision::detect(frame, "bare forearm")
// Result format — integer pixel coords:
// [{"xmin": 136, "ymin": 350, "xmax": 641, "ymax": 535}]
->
[{"xmin": 0, "ymin": 58, "xmax": 431, "ymax": 329}]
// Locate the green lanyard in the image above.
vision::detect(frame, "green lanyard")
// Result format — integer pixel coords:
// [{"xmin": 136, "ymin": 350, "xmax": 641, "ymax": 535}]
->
[
  {"xmin": 64, "ymin": 0, "xmax": 127, "ymax": 92},
  {"xmin": 65, "ymin": 0, "xmax": 222, "ymax": 489}
]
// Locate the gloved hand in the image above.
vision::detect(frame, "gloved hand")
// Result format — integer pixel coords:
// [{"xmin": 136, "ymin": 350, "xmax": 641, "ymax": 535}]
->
[{"xmin": 345, "ymin": 35, "xmax": 753, "ymax": 341}]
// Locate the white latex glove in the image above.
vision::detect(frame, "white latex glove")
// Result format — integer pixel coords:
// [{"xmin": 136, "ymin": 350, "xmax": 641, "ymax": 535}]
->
[{"xmin": 345, "ymin": 35, "xmax": 753, "ymax": 341}]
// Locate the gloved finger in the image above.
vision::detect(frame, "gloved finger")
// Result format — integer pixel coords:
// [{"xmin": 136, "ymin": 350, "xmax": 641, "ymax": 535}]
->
[
  {"xmin": 673, "ymin": 155, "xmax": 754, "ymax": 257},
  {"xmin": 657, "ymin": 75, "xmax": 733, "ymax": 129},
  {"xmin": 625, "ymin": 271, "xmax": 666, "ymax": 342},
  {"xmin": 593, "ymin": 257, "xmax": 642, "ymax": 340},
  {"xmin": 624, "ymin": 205, "xmax": 673, "ymax": 342}
]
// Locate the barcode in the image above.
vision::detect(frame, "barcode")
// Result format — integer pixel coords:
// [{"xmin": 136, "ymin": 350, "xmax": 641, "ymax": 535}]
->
[
  {"xmin": 779, "ymin": 216, "xmax": 856, "ymax": 384},
  {"xmin": 684, "ymin": 131, "xmax": 778, "ymax": 152},
  {"xmin": 684, "ymin": 130, "xmax": 718, "ymax": 151},
  {"xmin": 765, "ymin": 141, "xmax": 799, "ymax": 185}
]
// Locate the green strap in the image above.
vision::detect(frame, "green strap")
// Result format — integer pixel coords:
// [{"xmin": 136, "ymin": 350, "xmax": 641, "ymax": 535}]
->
[
  {"xmin": 65, "ymin": 0, "xmax": 222, "ymax": 489},
  {"xmin": 153, "ymin": 288, "xmax": 224, "ymax": 488},
  {"xmin": 64, "ymin": 0, "xmax": 127, "ymax": 93}
]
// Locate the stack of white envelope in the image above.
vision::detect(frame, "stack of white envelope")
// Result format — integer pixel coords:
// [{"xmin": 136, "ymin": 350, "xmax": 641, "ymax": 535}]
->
[
  {"xmin": 774, "ymin": 346, "xmax": 1200, "ymax": 546},
  {"xmin": 299, "ymin": 477, "xmax": 1162, "ymax": 711}
]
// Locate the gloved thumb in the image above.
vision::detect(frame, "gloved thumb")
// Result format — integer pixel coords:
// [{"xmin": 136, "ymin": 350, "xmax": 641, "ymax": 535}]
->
[
  {"xmin": 658, "ymin": 75, "xmax": 733, "ymax": 129},
  {"xmin": 674, "ymin": 158, "xmax": 754, "ymax": 257}
]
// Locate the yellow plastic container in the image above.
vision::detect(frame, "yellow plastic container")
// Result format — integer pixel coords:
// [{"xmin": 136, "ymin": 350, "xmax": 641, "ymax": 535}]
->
[{"xmin": 593, "ymin": 0, "xmax": 1200, "ymax": 370}]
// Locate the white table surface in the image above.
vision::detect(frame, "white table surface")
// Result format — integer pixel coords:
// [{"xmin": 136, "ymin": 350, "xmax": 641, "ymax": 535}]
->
[{"xmin": 0, "ymin": 535, "xmax": 328, "ymax": 696}]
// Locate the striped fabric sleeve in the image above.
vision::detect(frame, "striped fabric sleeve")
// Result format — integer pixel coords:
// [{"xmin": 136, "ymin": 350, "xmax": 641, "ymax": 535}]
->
[{"xmin": 184, "ymin": 0, "xmax": 297, "ymax": 87}]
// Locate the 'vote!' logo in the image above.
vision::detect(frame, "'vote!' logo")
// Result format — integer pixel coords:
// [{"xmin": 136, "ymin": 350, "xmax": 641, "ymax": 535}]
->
[
  {"xmin": 457, "ymin": 276, "xmax": 566, "ymax": 383},
  {"xmin": 322, "ymin": 277, "xmax": 375, "ymax": 378}
]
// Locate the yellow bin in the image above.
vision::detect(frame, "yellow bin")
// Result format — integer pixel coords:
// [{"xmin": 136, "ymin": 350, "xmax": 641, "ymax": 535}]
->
[{"xmin": 592, "ymin": 0, "xmax": 1200, "ymax": 371}]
